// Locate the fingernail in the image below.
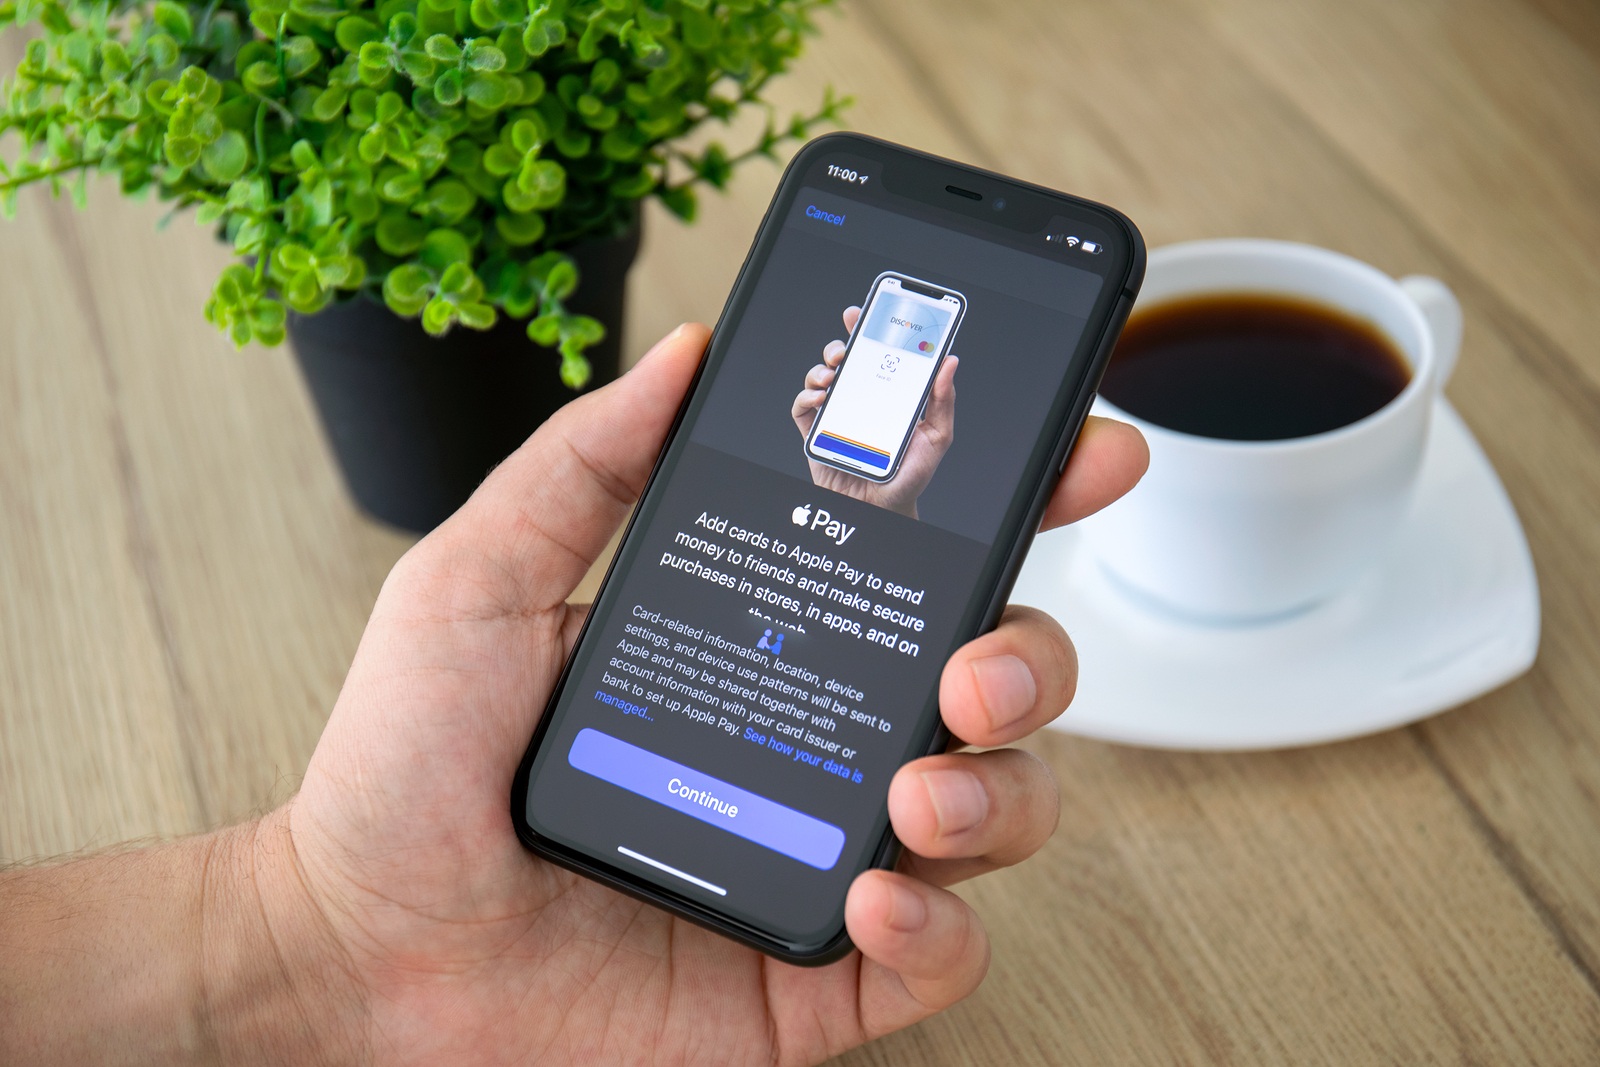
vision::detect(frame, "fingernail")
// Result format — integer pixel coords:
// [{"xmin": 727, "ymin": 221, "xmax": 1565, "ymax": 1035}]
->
[
  {"xmin": 922, "ymin": 769, "xmax": 989, "ymax": 837},
  {"xmin": 886, "ymin": 881, "xmax": 928, "ymax": 933},
  {"xmin": 640, "ymin": 322, "xmax": 690, "ymax": 363},
  {"xmin": 970, "ymin": 654, "xmax": 1036, "ymax": 730}
]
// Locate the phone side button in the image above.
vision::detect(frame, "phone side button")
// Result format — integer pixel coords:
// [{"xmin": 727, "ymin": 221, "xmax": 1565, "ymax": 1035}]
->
[
  {"xmin": 1059, "ymin": 294, "xmax": 1136, "ymax": 474},
  {"xmin": 568, "ymin": 728, "xmax": 847, "ymax": 871}
]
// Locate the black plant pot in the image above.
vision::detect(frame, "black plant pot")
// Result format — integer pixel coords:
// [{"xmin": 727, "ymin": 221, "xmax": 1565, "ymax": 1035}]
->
[{"xmin": 288, "ymin": 222, "xmax": 642, "ymax": 533}]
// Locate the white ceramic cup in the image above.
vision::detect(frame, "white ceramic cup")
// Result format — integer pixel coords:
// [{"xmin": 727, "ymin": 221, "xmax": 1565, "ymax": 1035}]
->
[{"xmin": 1080, "ymin": 239, "xmax": 1464, "ymax": 621}]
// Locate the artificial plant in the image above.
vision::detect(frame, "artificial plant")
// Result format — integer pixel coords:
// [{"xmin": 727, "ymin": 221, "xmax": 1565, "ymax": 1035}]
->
[{"xmin": 0, "ymin": 0, "xmax": 845, "ymax": 385}]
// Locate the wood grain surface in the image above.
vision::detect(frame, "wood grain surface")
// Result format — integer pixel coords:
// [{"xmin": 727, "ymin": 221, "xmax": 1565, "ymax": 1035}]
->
[{"xmin": 4, "ymin": 0, "xmax": 1599, "ymax": 1062}]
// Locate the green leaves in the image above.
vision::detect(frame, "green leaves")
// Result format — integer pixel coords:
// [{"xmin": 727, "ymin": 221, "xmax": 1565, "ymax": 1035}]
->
[
  {"xmin": 147, "ymin": 66, "xmax": 235, "ymax": 175},
  {"xmin": 413, "ymin": 177, "xmax": 475, "ymax": 223},
  {"xmin": 99, "ymin": 40, "xmax": 131, "ymax": 76},
  {"xmin": 335, "ymin": 16, "xmax": 381, "ymax": 53},
  {"xmin": 380, "ymin": 238, "xmax": 495, "ymax": 334},
  {"xmin": 281, "ymin": 36, "xmax": 321, "ymax": 80},
  {"xmin": 200, "ymin": 129, "xmax": 248, "ymax": 182},
  {"xmin": 494, "ymin": 208, "xmax": 544, "ymax": 246},
  {"xmin": 205, "ymin": 264, "xmax": 287, "ymax": 347},
  {"xmin": 145, "ymin": 32, "xmax": 180, "ymax": 69},
  {"xmin": 2, "ymin": 0, "xmax": 848, "ymax": 374},
  {"xmin": 503, "ymin": 156, "xmax": 563, "ymax": 213},
  {"xmin": 464, "ymin": 70, "xmax": 509, "ymax": 108},
  {"xmin": 468, "ymin": 0, "xmax": 523, "ymax": 31},
  {"xmin": 424, "ymin": 34, "xmax": 460, "ymax": 64},
  {"xmin": 426, "ymin": 262, "xmax": 495, "ymax": 332},
  {"xmin": 151, "ymin": 2, "xmax": 193, "ymax": 45},
  {"xmin": 269, "ymin": 232, "xmax": 366, "ymax": 314},
  {"xmin": 465, "ymin": 42, "xmax": 506, "ymax": 72},
  {"xmin": 375, "ymin": 210, "xmax": 427, "ymax": 254}
]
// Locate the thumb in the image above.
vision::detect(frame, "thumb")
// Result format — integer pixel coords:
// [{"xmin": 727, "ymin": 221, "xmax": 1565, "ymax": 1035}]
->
[
  {"xmin": 434, "ymin": 322, "xmax": 710, "ymax": 610},
  {"xmin": 922, "ymin": 355, "xmax": 958, "ymax": 436}
]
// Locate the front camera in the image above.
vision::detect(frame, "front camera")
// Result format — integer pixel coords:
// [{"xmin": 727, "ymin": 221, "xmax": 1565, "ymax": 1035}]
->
[{"xmin": 992, "ymin": 197, "xmax": 1007, "ymax": 211}]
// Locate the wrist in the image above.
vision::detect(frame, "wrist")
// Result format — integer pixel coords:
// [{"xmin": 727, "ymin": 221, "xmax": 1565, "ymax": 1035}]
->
[{"xmin": 201, "ymin": 807, "xmax": 369, "ymax": 1067}]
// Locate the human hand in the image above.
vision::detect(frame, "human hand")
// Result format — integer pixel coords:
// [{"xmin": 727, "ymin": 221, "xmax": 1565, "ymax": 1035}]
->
[
  {"xmin": 248, "ymin": 322, "xmax": 1148, "ymax": 1065},
  {"xmin": 791, "ymin": 306, "xmax": 958, "ymax": 518}
]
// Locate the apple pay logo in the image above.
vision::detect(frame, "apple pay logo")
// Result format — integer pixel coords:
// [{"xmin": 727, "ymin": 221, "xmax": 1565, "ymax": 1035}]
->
[{"xmin": 791, "ymin": 503, "xmax": 856, "ymax": 546}]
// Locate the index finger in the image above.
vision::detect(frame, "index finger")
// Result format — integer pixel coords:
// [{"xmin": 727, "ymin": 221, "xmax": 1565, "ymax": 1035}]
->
[{"xmin": 1039, "ymin": 416, "xmax": 1148, "ymax": 531}]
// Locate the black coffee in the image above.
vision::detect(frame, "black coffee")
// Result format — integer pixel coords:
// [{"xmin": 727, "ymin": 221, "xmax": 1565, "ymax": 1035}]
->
[{"xmin": 1100, "ymin": 293, "xmax": 1412, "ymax": 441}]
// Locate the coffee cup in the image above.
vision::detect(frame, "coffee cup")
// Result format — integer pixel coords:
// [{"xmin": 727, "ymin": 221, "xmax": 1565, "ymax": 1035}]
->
[{"xmin": 1079, "ymin": 239, "xmax": 1463, "ymax": 621}]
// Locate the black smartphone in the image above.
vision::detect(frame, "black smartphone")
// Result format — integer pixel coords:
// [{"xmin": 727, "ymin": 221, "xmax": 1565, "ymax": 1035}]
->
[{"xmin": 511, "ymin": 133, "xmax": 1144, "ymax": 965}]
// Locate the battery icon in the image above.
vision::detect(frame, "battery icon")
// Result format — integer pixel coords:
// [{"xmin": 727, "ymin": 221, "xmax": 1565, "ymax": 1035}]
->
[{"xmin": 1080, "ymin": 240, "xmax": 1102, "ymax": 254}]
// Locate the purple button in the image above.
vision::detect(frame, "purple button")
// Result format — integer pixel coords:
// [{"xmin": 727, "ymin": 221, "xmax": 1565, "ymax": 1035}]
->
[{"xmin": 567, "ymin": 728, "xmax": 846, "ymax": 871}]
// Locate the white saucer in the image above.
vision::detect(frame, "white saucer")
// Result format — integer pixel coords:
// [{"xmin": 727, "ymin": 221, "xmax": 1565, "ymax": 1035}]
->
[{"xmin": 1010, "ymin": 400, "xmax": 1540, "ymax": 751}]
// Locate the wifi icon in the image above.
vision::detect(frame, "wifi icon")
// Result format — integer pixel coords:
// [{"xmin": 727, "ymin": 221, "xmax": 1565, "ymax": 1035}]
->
[{"xmin": 1065, "ymin": 236, "xmax": 1081, "ymax": 248}]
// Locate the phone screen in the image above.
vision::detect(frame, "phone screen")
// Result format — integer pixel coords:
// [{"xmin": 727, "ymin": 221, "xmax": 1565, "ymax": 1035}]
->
[
  {"xmin": 806, "ymin": 274, "xmax": 965, "ymax": 479},
  {"xmin": 516, "ymin": 137, "xmax": 1136, "ymax": 959}
]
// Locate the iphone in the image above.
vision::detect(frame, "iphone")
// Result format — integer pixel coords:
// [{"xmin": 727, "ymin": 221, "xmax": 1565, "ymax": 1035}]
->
[{"xmin": 512, "ymin": 133, "xmax": 1144, "ymax": 964}]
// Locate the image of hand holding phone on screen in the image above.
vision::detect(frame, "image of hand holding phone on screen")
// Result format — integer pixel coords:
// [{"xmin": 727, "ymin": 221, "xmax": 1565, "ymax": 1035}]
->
[{"xmin": 794, "ymin": 273, "xmax": 966, "ymax": 519}]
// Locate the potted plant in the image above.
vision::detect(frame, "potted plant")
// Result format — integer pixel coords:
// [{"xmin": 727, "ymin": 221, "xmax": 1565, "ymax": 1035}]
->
[{"xmin": 1, "ymin": 0, "xmax": 845, "ymax": 530}]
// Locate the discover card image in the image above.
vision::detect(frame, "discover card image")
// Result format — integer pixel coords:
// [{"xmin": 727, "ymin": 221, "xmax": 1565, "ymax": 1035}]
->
[{"xmin": 804, "ymin": 273, "xmax": 965, "ymax": 489}]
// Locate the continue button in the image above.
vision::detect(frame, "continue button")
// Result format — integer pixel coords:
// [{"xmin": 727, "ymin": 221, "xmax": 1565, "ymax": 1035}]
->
[{"xmin": 567, "ymin": 728, "xmax": 846, "ymax": 871}]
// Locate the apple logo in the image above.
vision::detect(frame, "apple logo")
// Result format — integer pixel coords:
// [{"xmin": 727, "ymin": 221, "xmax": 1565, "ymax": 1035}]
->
[{"xmin": 791, "ymin": 504, "xmax": 812, "ymax": 527}]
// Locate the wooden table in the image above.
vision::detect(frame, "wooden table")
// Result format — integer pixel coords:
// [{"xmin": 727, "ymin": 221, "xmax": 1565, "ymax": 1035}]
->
[{"xmin": 5, "ymin": 0, "xmax": 1600, "ymax": 1061}]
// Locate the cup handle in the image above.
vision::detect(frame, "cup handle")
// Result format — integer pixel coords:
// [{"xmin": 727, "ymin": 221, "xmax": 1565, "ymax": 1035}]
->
[{"xmin": 1399, "ymin": 275, "xmax": 1462, "ymax": 390}]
